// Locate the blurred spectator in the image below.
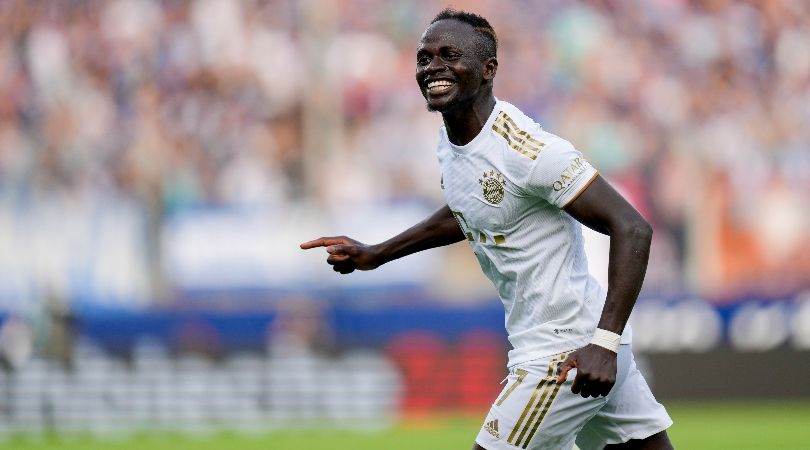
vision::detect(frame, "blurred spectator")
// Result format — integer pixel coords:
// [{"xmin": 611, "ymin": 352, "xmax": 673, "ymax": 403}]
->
[{"xmin": 0, "ymin": 0, "xmax": 808, "ymax": 308}]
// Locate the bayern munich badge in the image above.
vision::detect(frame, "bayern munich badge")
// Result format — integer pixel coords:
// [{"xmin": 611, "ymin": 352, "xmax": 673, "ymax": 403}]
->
[{"xmin": 479, "ymin": 170, "xmax": 506, "ymax": 204}]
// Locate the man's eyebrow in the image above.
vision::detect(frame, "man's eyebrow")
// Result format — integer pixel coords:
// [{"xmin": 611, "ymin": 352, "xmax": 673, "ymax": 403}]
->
[
  {"xmin": 430, "ymin": 45, "xmax": 461, "ymax": 54},
  {"xmin": 421, "ymin": 42, "xmax": 459, "ymax": 50}
]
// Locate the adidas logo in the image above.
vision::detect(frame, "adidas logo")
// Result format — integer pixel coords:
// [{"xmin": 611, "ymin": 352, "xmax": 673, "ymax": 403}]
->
[{"xmin": 484, "ymin": 418, "xmax": 499, "ymax": 439}]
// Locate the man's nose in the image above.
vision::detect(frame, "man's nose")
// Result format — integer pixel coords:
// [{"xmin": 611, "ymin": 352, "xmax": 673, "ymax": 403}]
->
[{"xmin": 425, "ymin": 56, "xmax": 445, "ymax": 73}]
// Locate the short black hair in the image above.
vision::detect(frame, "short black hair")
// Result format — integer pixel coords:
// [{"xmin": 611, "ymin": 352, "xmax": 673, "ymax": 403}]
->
[{"xmin": 430, "ymin": 8, "xmax": 497, "ymax": 60}]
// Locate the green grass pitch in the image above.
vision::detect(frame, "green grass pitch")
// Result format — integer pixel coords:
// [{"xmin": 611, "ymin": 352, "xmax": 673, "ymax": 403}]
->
[{"xmin": 3, "ymin": 400, "xmax": 808, "ymax": 450}]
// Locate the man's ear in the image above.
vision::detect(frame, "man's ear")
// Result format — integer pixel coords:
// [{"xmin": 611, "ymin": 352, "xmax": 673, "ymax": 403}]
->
[{"xmin": 483, "ymin": 57, "xmax": 498, "ymax": 81}]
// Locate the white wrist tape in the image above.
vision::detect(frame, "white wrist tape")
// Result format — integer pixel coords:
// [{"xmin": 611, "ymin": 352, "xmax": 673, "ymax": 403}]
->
[{"xmin": 590, "ymin": 328, "xmax": 621, "ymax": 353}]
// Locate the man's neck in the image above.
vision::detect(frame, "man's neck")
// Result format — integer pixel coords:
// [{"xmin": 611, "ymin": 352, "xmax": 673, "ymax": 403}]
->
[{"xmin": 442, "ymin": 95, "xmax": 496, "ymax": 146}]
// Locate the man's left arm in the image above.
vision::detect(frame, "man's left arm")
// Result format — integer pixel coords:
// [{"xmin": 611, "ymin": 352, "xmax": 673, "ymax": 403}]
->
[{"xmin": 555, "ymin": 174, "xmax": 653, "ymax": 398}]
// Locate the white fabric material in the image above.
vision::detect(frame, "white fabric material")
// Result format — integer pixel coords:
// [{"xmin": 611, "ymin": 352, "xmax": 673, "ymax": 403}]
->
[
  {"xmin": 474, "ymin": 345, "xmax": 672, "ymax": 450},
  {"xmin": 436, "ymin": 100, "xmax": 631, "ymax": 366}
]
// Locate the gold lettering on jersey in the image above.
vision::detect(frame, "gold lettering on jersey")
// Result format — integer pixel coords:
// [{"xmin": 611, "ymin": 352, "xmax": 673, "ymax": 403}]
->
[
  {"xmin": 479, "ymin": 170, "xmax": 506, "ymax": 204},
  {"xmin": 496, "ymin": 368, "xmax": 528, "ymax": 406},
  {"xmin": 494, "ymin": 235, "xmax": 506, "ymax": 245},
  {"xmin": 552, "ymin": 157, "xmax": 588, "ymax": 191},
  {"xmin": 491, "ymin": 112, "xmax": 545, "ymax": 160},
  {"xmin": 452, "ymin": 210, "xmax": 474, "ymax": 241},
  {"xmin": 479, "ymin": 231, "xmax": 487, "ymax": 243}
]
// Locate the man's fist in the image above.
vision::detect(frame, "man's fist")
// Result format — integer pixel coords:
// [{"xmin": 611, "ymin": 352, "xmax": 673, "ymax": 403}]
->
[
  {"xmin": 556, "ymin": 344, "xmax": 617, "ymax": 398},
  {"xmin": 300, "ymin": 236, "xmax": 381, "ymax": 274}
]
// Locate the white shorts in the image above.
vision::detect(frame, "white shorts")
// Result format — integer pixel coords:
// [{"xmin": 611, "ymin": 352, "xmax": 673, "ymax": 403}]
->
[{"xmin": 475, "ymin": 345, "xmax": 672, "ymax": 450}]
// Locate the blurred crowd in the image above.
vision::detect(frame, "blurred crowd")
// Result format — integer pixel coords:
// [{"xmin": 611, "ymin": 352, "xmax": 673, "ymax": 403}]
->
[
  {"xmin": 1, "ymin": 0, "xmax": 809, "ymax": 302},
  {"xmin": 0, "ymin": 336, "xmax": 400, "ymax": 434}
]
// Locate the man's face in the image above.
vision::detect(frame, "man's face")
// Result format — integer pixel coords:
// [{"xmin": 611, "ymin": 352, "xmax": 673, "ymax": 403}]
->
[{"xmin": 415, "ymin": 19, "xmax": 491, "ymax": 113}]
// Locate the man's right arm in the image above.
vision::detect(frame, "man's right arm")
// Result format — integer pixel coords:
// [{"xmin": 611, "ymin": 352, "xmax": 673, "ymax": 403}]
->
[{"xmin": 300, "ymin": 205, "xmax": 464, "ymax": 274}]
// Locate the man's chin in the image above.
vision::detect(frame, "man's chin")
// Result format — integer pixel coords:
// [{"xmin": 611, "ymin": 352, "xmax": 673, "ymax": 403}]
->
[{"xmin": 425, "ymin": 99, "xmax": 452, "ymax": 113}]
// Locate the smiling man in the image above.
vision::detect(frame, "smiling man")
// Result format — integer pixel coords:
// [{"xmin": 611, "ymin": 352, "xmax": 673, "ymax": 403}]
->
[{"xmin": 302, "ymin": 8, "xmax": 673, "ymax": 450}]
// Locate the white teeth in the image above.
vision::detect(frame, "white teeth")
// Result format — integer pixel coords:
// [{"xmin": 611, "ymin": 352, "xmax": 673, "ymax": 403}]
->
[
  {"xmin": 427, "ymin": 80, "xmax": 454, "ymax": 95},
  {"xmin": 427, "ymin": 80, "xmax": 453, "ymax": 88}
]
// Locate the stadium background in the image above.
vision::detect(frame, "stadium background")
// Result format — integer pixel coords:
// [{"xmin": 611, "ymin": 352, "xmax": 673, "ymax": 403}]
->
[{"xmin": 0, "ymin": 0, "xmax": 809, "ymax": 448}]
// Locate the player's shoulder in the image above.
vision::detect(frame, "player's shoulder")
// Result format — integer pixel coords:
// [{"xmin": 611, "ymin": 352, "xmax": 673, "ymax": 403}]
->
[
  {"xmin": 493, "ymin": 101, "xmax": 572, "ymax": 150},
  {"xmin": 492, "ymin": 101, "xmax": 574, "ymax": 176}
]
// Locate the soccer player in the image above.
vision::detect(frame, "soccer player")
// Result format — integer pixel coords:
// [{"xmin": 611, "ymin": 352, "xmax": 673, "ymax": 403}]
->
[{"xmin": 301, "ymin": 9, "xmax": 673, "ymax": 450}]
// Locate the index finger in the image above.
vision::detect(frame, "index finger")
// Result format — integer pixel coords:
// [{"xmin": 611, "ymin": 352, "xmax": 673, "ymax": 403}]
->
[
  {"xmin": 300, "ymin": 237, "xmax": 346, "ymax": 250},
  {"xmin": 556, "ymin": 355, "xmax": 577, "ymax": 384}
]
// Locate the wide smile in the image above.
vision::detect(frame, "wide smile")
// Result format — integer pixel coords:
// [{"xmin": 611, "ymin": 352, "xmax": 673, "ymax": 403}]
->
[{"xmin": 426, "ymin": 79, "xmax": 455, "ymax": 96}]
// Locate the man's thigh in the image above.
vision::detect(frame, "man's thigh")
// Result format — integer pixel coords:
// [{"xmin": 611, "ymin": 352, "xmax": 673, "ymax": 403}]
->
[
  {"xmin": 474, "ymin": 350, "xmax": 609, "ymax": 450},
  {"xmin": 603, "ymin": 430, "xmax": 673, "ymax": 450},
  {"xmin": 575, "ymin": 348, "xmax": 672, "ymax": 450}
]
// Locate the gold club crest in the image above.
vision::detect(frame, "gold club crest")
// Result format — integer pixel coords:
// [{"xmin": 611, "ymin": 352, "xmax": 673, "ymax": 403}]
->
[{"xmin": 479, "ymin": 170, "xmax": 506, "ymax": 204}]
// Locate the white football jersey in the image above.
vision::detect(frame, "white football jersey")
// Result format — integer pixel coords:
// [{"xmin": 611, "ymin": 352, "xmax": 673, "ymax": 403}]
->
[{"xmin": 436, "ymin": 100, "xmax": 631, "ymax": 366}]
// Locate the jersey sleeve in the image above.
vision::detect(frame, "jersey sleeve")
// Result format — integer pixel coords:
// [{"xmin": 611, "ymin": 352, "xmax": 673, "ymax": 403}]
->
[{"xmin": 525, "ymin": 139, "xmax": 598, "ymax": 208}]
